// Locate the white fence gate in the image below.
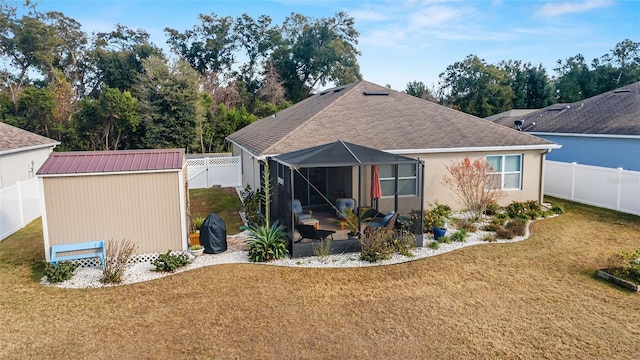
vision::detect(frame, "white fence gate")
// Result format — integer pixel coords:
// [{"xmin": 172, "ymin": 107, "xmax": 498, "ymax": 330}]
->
[
  {"xmin": 0, "ymin": 178, "xmax": 42, "ymax": 241},
  {"xmin": 544, "ymin": 161, "xmax": 640, "ymax": 216},
  {"xmin": 187, "ymin": 155, "xmax": 241, "ymax": 189}
]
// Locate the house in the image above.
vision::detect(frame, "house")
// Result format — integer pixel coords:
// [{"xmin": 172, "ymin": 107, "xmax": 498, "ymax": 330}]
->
[
  {"xmin": 0, "ymin": 122, "xmax": 59, "ymax": 189},
  {"xmin": 487, "ymin": 81, "xmax": 640, "ymax": 171},
  {"xmin": 227, "ymin": 80, "xmax": 559, "ymax": 216},
  {"xmin": 37, "ymin": 149, "xmax": 189, "ymax": 263}
]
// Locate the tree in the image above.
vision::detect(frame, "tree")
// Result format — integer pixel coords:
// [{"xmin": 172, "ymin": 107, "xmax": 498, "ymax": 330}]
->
[
  {"xmin": 74, "ymin": 85, "xmax": 140, "ymax": 150},
  {"xmin": 270, "ymin": 12, "xmax": 362, "ymax": 102},
  {"xmin": 135, "ymin": 56, "xmax": 201, "ymax": 151},
  {"xmin": 439, "ymin": 55, "xmax": 513, "ymax": 117},
  {"xmin": 405, "ymin": 81, "xmax": 437, "ymax": 102},
  {"xmin": 234, "ymin": 14, "xmax": 275, "ymax": 98},
  {"xmin": 442, "ymin": 157, "xmax": 505, "ymax": 220},
  {"xmin": 498, "ymin": 60, "xmax": 554, "ymax": 109},
  {"xmin": 165, "ymin": 13, "xmax": 236, "ymax": 76},
  {"xmin": 90, "ymin": 25, "xmax": 164, "ymax": 94}
]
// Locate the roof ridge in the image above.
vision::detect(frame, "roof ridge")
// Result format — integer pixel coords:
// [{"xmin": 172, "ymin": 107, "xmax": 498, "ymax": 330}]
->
[{"xmin": 263, "ymin": 81, "xmax": 365, "ymax": 154}]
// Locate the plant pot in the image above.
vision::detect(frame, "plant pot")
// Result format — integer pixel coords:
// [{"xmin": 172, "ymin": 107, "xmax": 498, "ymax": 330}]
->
[
  {"xmin": 189, "ymin": 233, "xmax": 200, "ymax": 246},
  {"xmin": 189, "ymin": 248, "xmax": 204, "ymax": 257},
  {"xmin": 347, "ymin": 232, "xmax": 359, "ymax": 241},
  {"xmin": 433, "ymin": 227, "xmax": 447, "ymax": 240}
]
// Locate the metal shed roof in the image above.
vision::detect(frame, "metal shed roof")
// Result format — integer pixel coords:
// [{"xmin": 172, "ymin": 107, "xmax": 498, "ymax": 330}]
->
[{"xmin": 37, "ymin": 149, "xmax": 185, "ymax": 175}]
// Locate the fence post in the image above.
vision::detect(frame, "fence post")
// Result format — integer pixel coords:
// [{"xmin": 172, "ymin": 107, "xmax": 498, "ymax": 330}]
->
[
  {"xmin": 17, "ymin": 181, "xmax": 25, "ymax": 228},
  {"xmin": 204, "ymin": 157, "xmax": 210, "ymax": 188},
  {"xmin": 570, "ymin": 162, "xmax": 577, "ymax": 200},
  {"xmin": 616, "ymin": 167, "xmax": 623, "ymax": 211}
]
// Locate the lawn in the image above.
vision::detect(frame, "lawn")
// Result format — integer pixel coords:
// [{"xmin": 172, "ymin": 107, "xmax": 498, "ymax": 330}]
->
[{"xmin": 1, "ymin": 196, "xmax": 639, "ymax": 359}]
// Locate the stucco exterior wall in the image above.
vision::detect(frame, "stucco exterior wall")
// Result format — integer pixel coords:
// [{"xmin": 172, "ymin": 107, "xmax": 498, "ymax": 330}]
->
[
  {"xmin": 362, "ymin": 149, "xmax": 546, "ymax": 213},
  {"xmin": 0, "ymin": 147, "xmax": 53, "ymax": 189},
  {"xmin": 233, "ymin": 144, "xmax": 260, "ymax": 189},
  {"xmin": 42, "ymin": 171, "xmax": 184, "ymax": 256}
]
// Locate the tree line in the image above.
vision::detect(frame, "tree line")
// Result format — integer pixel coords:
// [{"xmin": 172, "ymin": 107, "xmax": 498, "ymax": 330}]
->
[
  {"xmin": 409, "ymin": 39, "xmax": 639, "ymax": 117},
  {"xmin": 0, "ymin": 1, "xmax": 637, "ymax": 152}
]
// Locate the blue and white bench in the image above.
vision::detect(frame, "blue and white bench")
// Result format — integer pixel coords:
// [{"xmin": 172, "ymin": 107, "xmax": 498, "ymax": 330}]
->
[{"xmin": 50, "ymin": 240, "xmax": 106, "ymax": 269}]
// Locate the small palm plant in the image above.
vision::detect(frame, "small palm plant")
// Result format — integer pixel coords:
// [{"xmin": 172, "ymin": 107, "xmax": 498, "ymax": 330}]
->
[{"xmin": 245, "ymin": 161, "xmax": 288, "ymax": 262}]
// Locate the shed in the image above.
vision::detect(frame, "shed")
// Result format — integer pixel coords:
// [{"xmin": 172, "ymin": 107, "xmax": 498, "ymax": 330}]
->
[{"xmin": 37, "ymin": 149, "xmax": 188, "ymax": 263}]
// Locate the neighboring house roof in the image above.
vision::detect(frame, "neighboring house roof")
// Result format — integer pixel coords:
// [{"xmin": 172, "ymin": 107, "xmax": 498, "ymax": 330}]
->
[
  {"xmin": 227, "ymin": 80, "xmax": 556, "ymax": 157},
  {"xmin": 0, "ymin": 122, "xmax": 60, "ymax": 155},
  {"xmin": 37, "ymin": 149, "xmax": 185, "ymax": 176},
  {"xmin": 488, "ymin": 81, "xmax": 640, "ymax": 136}
]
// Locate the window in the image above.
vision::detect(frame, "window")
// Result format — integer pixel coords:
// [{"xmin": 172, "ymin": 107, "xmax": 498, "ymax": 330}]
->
[
  {"xmin": 379, "ymin": 164, "xmax": 417, "ymax": 197},
  {"xmin": 486, "ymin": 154, "xmax": 522, "ymax": 190}
]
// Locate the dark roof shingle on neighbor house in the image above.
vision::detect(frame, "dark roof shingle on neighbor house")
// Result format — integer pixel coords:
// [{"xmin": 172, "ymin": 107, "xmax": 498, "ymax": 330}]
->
[
  {"xmin": 37, "ymin": 149, "xmax": 185, "ymax": 175},
  {"xmin": 0, "ymin": 122, "xmax": 59, "ymax": 153},
  {"xmin": 488, "ymin": 81, "xmax": 640, "ymax": 136},
  {"xmin": 227, "ymin": 80, "xmax": 555, "ymax": 156}
]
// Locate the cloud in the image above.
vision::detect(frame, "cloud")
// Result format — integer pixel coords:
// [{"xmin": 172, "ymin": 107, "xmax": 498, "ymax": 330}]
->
[
  {"xmin": 351, "ymin": 9, "xmax": 389, "ymax": 22},
  {"xmin": 535, "ymin": 0, "xmax": 614, "ymax": 17},
  {"xmin": 409, "ymin": 5, "xmax": 467, "ymax": 28}
]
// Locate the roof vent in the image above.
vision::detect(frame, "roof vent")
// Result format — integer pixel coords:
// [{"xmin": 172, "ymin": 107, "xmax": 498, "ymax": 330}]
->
[
  {"xmin": 613, "ymin": 89, "xmax": 631, "ymax": 93},
  {"xmin": 333, "ymin": 87, "xmax": 345, "ymax": 93},
  {"xmin": 363, "ymin": 91, "xmax": 389, "ymax": 96},
  {"xmin": 319, "ymin": 90, "xmax": 330, "ymax": 95}
]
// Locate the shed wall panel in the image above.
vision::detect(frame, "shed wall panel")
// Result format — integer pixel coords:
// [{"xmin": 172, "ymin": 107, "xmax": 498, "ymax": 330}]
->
[{"xmin": 43, "ymin": 172, "xmax": 183, "ymax": 254}]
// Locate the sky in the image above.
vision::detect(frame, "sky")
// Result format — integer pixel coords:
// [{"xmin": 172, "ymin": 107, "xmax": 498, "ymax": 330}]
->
[{"xmin": 35, "ymin": 0, "xmax": 639, "ymax": 91}]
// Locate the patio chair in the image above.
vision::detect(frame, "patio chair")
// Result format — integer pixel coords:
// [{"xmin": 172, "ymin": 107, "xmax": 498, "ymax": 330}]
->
[
  {"xmin": 289, "ymin": 199, "xmax": 313, "ymax": 221},
  {"xmin": 363, "ymin": 212, "xmax": 398, "ymax": 237},
  {"xmin": 335, "ymin": 198, "xmax": 356, "ymax": 219},
  {"xmin": 294, "ymin": 224, "xmax": 336, "ymax": 243},
  {"xmin": 368, "ymin": 210, "xmax": 396, "ymax": 228}
]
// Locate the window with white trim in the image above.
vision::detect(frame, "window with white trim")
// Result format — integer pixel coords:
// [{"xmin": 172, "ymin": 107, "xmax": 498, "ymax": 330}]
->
[
  {"xmin": 486, "ymin": 154, "xmax": 522, "ymax": 190},
  {"xmin": 379, "ymin": 164, "xmax": 418, "ymax": 197}
]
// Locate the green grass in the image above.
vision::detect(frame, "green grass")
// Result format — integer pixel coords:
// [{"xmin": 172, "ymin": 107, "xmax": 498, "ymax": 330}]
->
[
  {"xmin": 189, "ymin": 187, "xmax": 243, "ymax": 232},
  {"xmin": 0, "ymin": 196, "xmax": 639, "ymax": 358}
]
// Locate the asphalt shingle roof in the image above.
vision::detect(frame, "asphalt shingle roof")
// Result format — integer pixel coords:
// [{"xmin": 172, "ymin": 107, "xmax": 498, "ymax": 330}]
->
[
  {"xmin": 489, "ymin": 81, "xmax": 640, "ymax": 135},
  {"xmin": 228, "ymin": 81, "xmax": 554, "ymax": 156},
  {"xmin": 0, "ymin": 122, "xmax": 59, "ymax": 153}
]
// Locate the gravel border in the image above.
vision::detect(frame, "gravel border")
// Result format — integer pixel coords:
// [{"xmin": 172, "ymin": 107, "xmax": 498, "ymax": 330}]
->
[{"xmin": 42, "ymin": 216, "xmax": 543, "ymax": 289}]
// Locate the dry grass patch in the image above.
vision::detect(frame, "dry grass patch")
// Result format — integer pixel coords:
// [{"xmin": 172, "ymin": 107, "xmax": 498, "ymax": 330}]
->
[{"xmin": 1, "ymin": 197, "xmax": 640, "ymax": 358}]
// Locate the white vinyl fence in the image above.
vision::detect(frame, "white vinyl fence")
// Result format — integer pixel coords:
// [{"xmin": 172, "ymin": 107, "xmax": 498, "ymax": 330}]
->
[
  {"xmin": 545, "ymin": 160, "xmax": 640, "ymax": 216},
  {"xmin": 187, "ymin": 155, "xmax": 242, "ymax": 189},
  {"xmin": 0, "ymin": 178, "xmax": 41, "ymax": 241}
]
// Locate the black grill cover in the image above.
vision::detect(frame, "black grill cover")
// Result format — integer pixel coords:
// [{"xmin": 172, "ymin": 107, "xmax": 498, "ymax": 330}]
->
[{"xmin": 200, "ymin": 213, "xmax": 227, "ymax": 254}]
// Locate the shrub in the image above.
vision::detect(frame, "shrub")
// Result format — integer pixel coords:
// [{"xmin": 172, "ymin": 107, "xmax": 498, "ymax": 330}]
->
[
  {"xmin": 455, "ymin": 218, "xmax": 477, "ymax": 232},
  {"xmin": 550, "ymin": 205, "xmax": 565, "ymax": 214},
  {"xmin": 246, "ymin": 222, "xmax": 288, "ymax": 262},
  {"xmin": 425, "ymin": 202, "xmax": 452, "ymax": 229},
  {"xmin": 505, "ymin": 201, "xmax": 544, "ymax": 220},
  {"xmin": 101, "ymin": 239, "xmax": 137, "ymax": 284},
  {"xmin": 360, "ymin": 227, "xmax": 393, "ymax": 263},
  {"xmin": 427, "ymin": 241, "xmax": 440, "ymax": 250},
  {"xmin": 484, "ymin": 201, "xmax": 500, "ymax": 216},
  {"xmin": 495, "ymin": 227, "xmax": 515, "ymax": 239},
  {"xmin": 390, "ymin": 229, "xmax": 416, "ymax": 257},
  {"xmin": 313, "ymin": 239, "xmax": 332, "ymax": 262},
  {"xmin": 43, "ymin": 261, "xmax": 79, "ymax": 283},
  {"xmin": 483, "ymin": 234, "xmax": 496, "ymax": 242},
  {"xmin": 505, "ymin": 219, "xmax": 527, "ymax": 237},
  {"xmin": 152, "ymin": 251, "xmax": 190, "ymax": 272},
  {"xmin": 450, "ymin": 229, "xmax": 468, "ymax": 242},
  {"xmin": 239, "ymin": 185, "xmax": 264, "ymax": 227},
  {"xmin": 483, "ymin": 223, "xmax": 500, "ymax": 232},
  {"xmin": 606, "ymin": 249, "xmax": 640, "ymax": 283},
  {"xmin": 442, "ymin": 157, "xmax": 506, "ymax": 219},
  {"xmin": 494, "ymin": 212, "xmax": 509, "ymax": 222}
]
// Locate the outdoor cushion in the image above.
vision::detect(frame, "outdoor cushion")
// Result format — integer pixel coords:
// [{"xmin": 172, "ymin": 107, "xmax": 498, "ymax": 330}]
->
[
  {"xmin": 290, "ymin": 199, "xmax": 312, "ymax": 220},
  {"xmin": 369, "ymin": 210, "xmax": 395, "ymax": 227},
  {"xmin": 335, "ymin": 198, "xmax": 356, "ymax": 219}
]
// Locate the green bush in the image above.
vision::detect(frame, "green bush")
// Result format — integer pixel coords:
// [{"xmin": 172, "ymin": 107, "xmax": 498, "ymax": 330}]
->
[
  {"xmin": 550, "ymin": 205, "xmax": 565, "ymax": 214},
  {"xmin": 43, "ymin": 261, "xmax": 79, "ymax": 283},
  {"xmin": 427, "ymin": 241, "xmax": 440, "ymax": 250},
  {"xmin": 424, "ymin": 202, "xmax": 452, "ymax": 229},
  {"xmin": 484, "ymin": 201, "xmax": 500, "ymax": 216},
  {"xmin": 313, "ymin": 239, "xmax": 332, "ymax": 262},
  {"xmin": 152, "ymin": 251, "xmax": 190, "ymax": 272},
  {"xmin": 482, "ymin": 223, "xmax": 500, "ymax": 232},
  {"xmin": 505, "ymin": 201, "xmax": 543, "ymax": 220},
  {"xmin": 390, "ymin": 229, "xmax": 416, "ymax": 257},
  {"xmin": 246, "ymin": 222, "xmax": 288, "ymax": 262},
  {"xmin": 239, "ymin": 185, "xmax": 264, "ymax": 227},
  {"xmin": 360, "ymin": 227, "xmax": 393, "ymax": 263},
  {"xmin": 450, "ymin": 229, "xmax": 468, "ymax": 242}
]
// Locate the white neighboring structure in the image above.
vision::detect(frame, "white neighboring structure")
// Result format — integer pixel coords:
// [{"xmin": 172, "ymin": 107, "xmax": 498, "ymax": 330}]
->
[{"xmin": 0, "ymin": 122, "xmax": 59, "ymax": 189}]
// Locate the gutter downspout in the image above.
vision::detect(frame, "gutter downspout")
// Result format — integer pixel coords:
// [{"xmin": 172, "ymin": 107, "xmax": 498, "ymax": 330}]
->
[{"xmin": 539, "ymin": 148, "xmax": 552, "ymax": 204}]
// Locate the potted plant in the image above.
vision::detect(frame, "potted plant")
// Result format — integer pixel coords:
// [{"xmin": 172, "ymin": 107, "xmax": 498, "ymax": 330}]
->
[
  {"xmin": 192, "ymin": 217, "xmax": 205, "ymax": 234},
  {"xmin": 333, "ymin": 207, "xmax": 366, "ymax": 240},
  {"xmin": 189, "ymin": 244, "xmax": 204, "ymax": 257},
  {"xmin": 425, "ymin": 202, "xmax": 451, "ymax": 240}
]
